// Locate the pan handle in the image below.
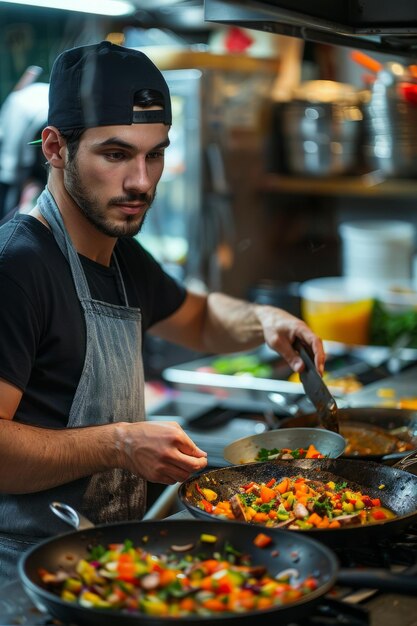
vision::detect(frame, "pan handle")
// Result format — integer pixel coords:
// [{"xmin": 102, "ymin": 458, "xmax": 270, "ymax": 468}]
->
[
  {"xmin": 392, "ymin": 449, "xmax": 417, "ymax": 472},
  {"xmin": 337, "ymin": 568, "xmax": 417, "ymax": 595},
  {"xmin": 49, "ymin": 502, "xmax": 95, "ymax": 531}
]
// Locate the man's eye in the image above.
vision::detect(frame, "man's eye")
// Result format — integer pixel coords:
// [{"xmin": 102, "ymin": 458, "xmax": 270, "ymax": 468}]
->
[
  {"xmin": 147, "ymin": 151, "xmax": 165, "ymax": 160},
  {"xmin": 105, "ymin": 151, "xmax": 126, "ymax": 161}
]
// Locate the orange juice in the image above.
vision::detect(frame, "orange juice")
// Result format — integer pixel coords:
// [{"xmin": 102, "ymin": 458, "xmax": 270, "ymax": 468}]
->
[
  {"xmin": 299, "ymin": 277, "xmax": 375, "ymax": 345},
  {"xmin": 301, "ymin": 298, "xmax": 373, "ymax": 345}
]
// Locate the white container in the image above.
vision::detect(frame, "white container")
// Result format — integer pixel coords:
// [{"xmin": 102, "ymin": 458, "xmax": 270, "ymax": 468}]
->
[{"xmin": 339, "ymin": 220, "xmax": 415, "ymax": 283}]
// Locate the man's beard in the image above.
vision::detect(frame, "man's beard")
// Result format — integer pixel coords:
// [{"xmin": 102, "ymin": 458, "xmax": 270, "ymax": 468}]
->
[{"xmin": 64, "ymin": 158, "xmax": 155, "ymax": 238}]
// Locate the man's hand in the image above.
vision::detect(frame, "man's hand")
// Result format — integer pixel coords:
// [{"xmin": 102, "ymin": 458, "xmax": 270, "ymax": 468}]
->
[
  {"xmin": 115, "ymin": 421, "xmax": 208, "ymax": 484},
  {"xmin": 255, "ymin": 305, "xmax": 325, "ymax": 375}
]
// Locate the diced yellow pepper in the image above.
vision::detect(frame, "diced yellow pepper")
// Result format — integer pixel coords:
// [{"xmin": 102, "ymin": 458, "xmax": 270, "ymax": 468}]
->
[
  {"xmin": 200, "ymin": 533, "xmax": 217, "ymax": 543},
  {"xmin": 201, "ymin": 488, "xmax": 218, "ymax": 502}
]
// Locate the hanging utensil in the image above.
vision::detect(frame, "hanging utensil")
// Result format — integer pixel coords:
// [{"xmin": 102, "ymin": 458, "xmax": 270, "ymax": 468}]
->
[{"xmin": 294, "ymin": 339, "xmax": 339, "ymax": 433}]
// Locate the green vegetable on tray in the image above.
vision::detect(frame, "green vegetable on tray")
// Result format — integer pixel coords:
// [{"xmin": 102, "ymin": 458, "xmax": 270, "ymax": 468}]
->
[
  {"xmin": 211, "ymin": 355, "xmax": 273, "ymax": 378},
  {"xmin": 370, "ymin": 299, "xmax": 417, "ymax": 348}
]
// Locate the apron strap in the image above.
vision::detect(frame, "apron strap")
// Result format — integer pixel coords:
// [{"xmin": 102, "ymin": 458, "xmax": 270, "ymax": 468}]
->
[{"xmin": 37, "ymin": 188, "xmax": 92, "ymax": 302}]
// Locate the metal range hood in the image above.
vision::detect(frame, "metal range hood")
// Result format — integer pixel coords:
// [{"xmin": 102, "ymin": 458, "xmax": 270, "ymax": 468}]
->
[{"xmin": 204, "ymin": 0, "xmax": 417, "ymax": 57}]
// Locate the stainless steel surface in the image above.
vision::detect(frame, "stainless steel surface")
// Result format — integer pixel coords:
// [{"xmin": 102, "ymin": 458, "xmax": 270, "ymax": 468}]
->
[
  {"xmin": 204, "ymin": 0, "xmax": 417, "ymax": 57},
  {"xmin": 346, "ymin": 364, "xmax": 417, "ymax": 407},
  {"xmin": 362, "ymin": 65, "xmax": 417, "ymax": 177},
  {"xmin": 223, "ymin": 427, "xmax": 346, "ymax": 464},
  {"xmin": 281, "ymin": 101, "xmax": 362, "ymax": 177}
]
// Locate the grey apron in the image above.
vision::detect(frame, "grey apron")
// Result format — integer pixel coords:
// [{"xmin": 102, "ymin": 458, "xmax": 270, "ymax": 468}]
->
[{"xmin": 0, "ymin": 188, "xmax": 146, "ymax": 583}]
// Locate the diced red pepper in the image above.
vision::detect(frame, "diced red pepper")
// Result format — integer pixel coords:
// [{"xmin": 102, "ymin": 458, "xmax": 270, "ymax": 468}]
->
[
  {"xmin": 199, "ymin": 498, "xmax": 214, "ymax": 513},
  {"xmin": 265, "ymin": 478, "xmax": 276, "ymax": 488},
  {"xmin": 371, "ymin": 498, "xmax": 381, "ymax": 507},
  {"xmin": 242, "ymin": 482, "xmax": 256, "ymax": 491},
  {"xmin": 371, "ymin": 509, "xmax": 387, "ymax": 521},
  {"xmin": 217, "ymin": 581, "xmax": 233, "ymax": 594}
]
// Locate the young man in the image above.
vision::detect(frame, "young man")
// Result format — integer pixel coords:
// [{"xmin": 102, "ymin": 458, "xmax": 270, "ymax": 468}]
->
[{"xmin": 0, "ymin": 41, "xmax": 324, "ymax": 583}]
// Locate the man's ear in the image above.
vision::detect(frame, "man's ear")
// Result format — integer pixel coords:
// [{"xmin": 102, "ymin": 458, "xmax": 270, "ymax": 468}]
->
[{"xmin": 41, "ymin": 127, "xmax": 66, "ymax": 169}]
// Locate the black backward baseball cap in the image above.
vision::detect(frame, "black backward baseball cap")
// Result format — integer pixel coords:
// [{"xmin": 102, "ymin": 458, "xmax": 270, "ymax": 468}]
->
[{"xmin": 47, "ymin": 40, "xmax": 172, "ymax": 131}]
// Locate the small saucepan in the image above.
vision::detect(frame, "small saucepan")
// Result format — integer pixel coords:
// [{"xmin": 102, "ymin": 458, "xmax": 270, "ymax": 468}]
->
[
  {"xmin": 223, "ymin": 427, "xmax": 346, "ymax": 465},
  {"xmin": 279, "ymin": 408, "xmax": 417, "ymax": 463}
]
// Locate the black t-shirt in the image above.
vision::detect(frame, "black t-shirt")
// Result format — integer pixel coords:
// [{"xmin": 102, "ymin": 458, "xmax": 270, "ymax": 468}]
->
[{"xmin": 0, "ymin": 214, "xmax": 186, "ymax": 428}]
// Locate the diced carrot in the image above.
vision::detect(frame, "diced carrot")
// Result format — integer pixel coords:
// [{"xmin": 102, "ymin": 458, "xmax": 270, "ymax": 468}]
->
[
  {"xmin": 328, "ymin": 520, "xmax": 341, "ymax": 529},
  {"xmin": 117, "ymin": 561, "xmax": 136, "ymax": 581},
  {"xmin": 260, "ymin": 485, "xmax": 276, "ymax": 503},
  {"xmin": 253, "ymin": 532, "xmax": 273, "ymax": 548},
  {"xmin": 202, "ymin": 598, "xmax": 228, "ymax": 612},
  {"xmin": 295, "ymin": 483, "xmax": 308, "ymax": 494},
  {"xmin": 276, "ymin": 478, "xmax": 289, "ymax": 494},
  {"xmin": 307, "ymin": 512, "xmax": 323, "ymax": 527},
  {"xmin": 236, "ymin": 590, "xmax": 256, "ymax": 610},
  {"xmin": 317, "ymin": 516, "xmax": 330, "ymax": 528},
  {"xmin": 252, "ymin": 512, "xmax": 269, "ymax": 523},
  {"xmin": 268, "ymin": 509, "xmax": 278, "ymax": 519},
  {"xmin": 179, "ymin": 597, "xmax": 196, "ymax": 612},
  {"xmin": 201, "ymin": 559, "xmax": 223, "ymax": 574},
  {"xmin": 159, "ymin": 569, "xmax": 177, "ymax": 587},
  {"xmin": 305, "ymin": 444, "xmax": 321, "ymax": 458},
  {"xmin": 257, "ymin": 596, "xmax": 273, "ymax": 609}
]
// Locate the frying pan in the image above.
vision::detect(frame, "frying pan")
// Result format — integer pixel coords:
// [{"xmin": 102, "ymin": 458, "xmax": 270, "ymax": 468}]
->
[
  {"xmin": 223, "ymin": 427, "xmax": 346, "ymax": 465},
  {"xmin": 19, "ymin": 508, "xmax": 339, "ymax": 626},
  {"xmin": 179, "ymin": 454, "xmax": 417, "ymax": 549},
  {"xmin": 279, "ymin": 408, "xmax": 417, "ymax": 463}
]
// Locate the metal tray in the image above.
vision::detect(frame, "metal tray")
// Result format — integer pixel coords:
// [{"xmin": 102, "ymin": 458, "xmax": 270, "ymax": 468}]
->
[{"xmin": 162, "ymin": 342, "xmax": 404, "ymax": 409}]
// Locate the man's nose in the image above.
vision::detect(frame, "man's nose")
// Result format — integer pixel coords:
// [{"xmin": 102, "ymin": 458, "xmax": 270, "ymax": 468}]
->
[{"xmin": 124, "ymin": 157, "xmax": 152, "ymax": 192}]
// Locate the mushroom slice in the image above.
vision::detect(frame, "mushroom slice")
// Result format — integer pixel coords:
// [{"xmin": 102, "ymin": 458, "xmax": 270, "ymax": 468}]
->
[
  {"xmin": 230, "ymin": 494, "xmax": 248, "ymax": 521},
  {"xmin": 334, "ymin": 513, "xmax": 362, "ymax": 526}
]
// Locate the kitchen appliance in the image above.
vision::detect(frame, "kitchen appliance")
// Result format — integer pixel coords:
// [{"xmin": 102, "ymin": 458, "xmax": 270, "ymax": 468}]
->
[
  {"xmin": 278, "ymin": 81, "xmax": 363, "ymax": 177},
  {"xmin": 204, "ymin": 0, "xmax": 417, "ymax": 57},
  {"xmin": 361, "ymin": 64, "xmax": 417, "ymax": 177}
]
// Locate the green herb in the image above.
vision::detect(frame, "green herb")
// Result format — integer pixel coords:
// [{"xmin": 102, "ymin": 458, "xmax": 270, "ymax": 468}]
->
[
  {"xmin": 89, "ymin": 544, "xmax": 106, "ymax": 560},
  {"xmin": 122, "ymin": 539, "xmax": 134, "ymax": 552},
  {"xmin": 333, "ymin": 481, "xmax": 348, "ymax": 492},
  {"xmin": 370, "ymin": 299, "xmax": 417, "ymax": 347},
  {"xmin": 312, "ymin": 497, "xmax": 333, "ymax": 516}
]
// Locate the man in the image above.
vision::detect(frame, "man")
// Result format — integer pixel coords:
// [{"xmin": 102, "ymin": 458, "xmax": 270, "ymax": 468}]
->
[{"xmin": 0, "ymin": 41, "xmax": 324, "ymax": 583}]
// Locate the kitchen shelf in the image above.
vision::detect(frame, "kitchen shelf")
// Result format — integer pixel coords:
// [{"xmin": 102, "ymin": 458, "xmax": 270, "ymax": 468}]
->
[{"xmin": 262, "ymin": 173, "xmax": 417, "ymax": 198}]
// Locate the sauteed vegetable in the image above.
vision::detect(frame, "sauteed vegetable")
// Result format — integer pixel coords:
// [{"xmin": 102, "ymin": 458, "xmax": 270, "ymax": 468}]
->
[
  {"xmin": 38, "ymin": 534, "xmax": 320, "ymax": 616},
  {"xmin": 197, "ymin": 476, "xmax": 395, "ymax": 530},
  {"xmin": 256, "ymin": 444, "xmax": 325, "ymax": 462}
]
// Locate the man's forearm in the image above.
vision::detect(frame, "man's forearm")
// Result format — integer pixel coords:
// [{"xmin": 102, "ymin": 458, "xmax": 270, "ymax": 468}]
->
[
  {"xmin": 0, "ymin": 418, "xmax": 120, "ymax": 494},
  {"xmin": 202, "ymin": 292, "xmax": 266, "ymax": 353}
]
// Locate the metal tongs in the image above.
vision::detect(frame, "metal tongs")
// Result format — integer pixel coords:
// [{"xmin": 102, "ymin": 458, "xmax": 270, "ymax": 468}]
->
[{"xmin": 294, "ymin": 339, "xmax": 339, "ymax": 433}]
